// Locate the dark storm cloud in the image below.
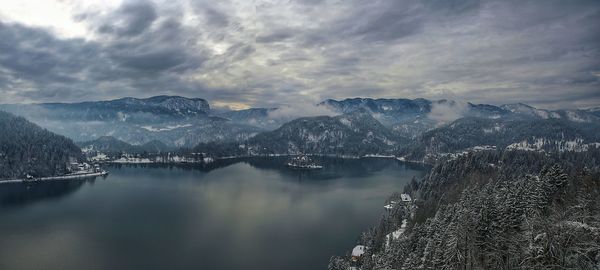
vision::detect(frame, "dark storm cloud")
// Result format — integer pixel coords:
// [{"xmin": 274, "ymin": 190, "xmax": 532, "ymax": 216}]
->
[
  {"xmin": 90, "ymin": 2, "xmax": 206, "ymax": 75},
  {"xmin": 110, "ymin": 48, "xmax": 187, "ymax": 72},
  {"xmin": 0, "ymin": 22, "xmax": 96, "ymax": 85},
  {"xmin": 0, "ymin": 0, "xmax": 598, "ymax": 109},
  {"xmin": 97, "ymin": 1, "xmax": 158, "ymax": 37},
  {"xmin": 0, "ymin": 4, "xmax": 209, "ymax": 103}
]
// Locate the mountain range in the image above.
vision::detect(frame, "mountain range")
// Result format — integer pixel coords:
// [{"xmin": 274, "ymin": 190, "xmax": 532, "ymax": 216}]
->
[
  {"xmin": 197, "ymin": 110, "xmax": 403, "ymax": 157},
  {"xmin": 2, "ymin": 96, "xmax": 599, "ymax": 162},
  {"xmin": 0, "ymin": 96, "xmax": 260, "ymax": 148}
]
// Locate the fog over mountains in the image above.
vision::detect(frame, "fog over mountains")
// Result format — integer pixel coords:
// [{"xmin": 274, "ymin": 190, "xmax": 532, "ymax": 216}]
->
[
  {"xmin": 1, "ymin": 96, "xmax": 260, "ymax": 148},
  {"xmin": 1, "ymin": 95, "xmax": 599, "ymax": 161}
]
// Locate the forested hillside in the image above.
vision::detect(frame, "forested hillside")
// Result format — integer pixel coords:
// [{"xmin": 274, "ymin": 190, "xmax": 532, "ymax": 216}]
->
[
  {"xmin": 193, "ymin": 111, "xmax": 405, "ymax": 157},
  {"xmin": 401, "ymin": 117, "xmax": 600, "ymax": 162},
  {"xmin": 78, "ymin": 136, "xmax": 171, "ymax": 155},
  {"xmin": 330, "ymin": 149, "xmax": 600, "ymax": 270},
  {"xmin": 0, "ymin": 111, "xmax": 81, "ymax": 179}
]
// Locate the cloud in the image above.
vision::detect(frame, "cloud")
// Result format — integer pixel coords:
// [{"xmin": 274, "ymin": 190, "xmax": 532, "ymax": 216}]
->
[
  {"xmin": 97, "ymin": 1, "xmax": 158, "ymax": 37},
  {"xmin": 0, "ymin": 0, "xmax": 598, "ymax": 109},
  {"xmin": 427, "ymin": 100, "xmax": 469, "ymax": 125},
  {"xmin": 255, "ymin": 29, "xmax": 293, "ymax": 43},
  {"xmin": 109, "ymin": 47, "xmax": 189, "ymax": 72}
]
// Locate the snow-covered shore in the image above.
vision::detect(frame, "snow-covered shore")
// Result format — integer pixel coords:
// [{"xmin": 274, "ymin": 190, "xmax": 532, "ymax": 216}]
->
[{"xmin": 0, "ymin": 171, "xmax": 108, "ymax": 184}]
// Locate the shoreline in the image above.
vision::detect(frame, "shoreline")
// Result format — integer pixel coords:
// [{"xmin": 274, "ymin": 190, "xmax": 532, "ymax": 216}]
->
[
  {"xmin": 0, "ymin": 155, "xmax": 429, "ymax": 184},
  {"xmin": 100, "ymin": 154, "xmax": 430, "ymax": 166},
  {"xmin": 0, "ymin": 171, "xmax": 108, "ymax": 184}
]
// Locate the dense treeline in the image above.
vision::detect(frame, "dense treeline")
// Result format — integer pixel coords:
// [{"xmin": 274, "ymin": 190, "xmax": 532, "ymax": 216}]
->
[
  {"xmin": 401, "ymin": 118, "xmax": 600, "ymax": 162},
  {"xmin": 331, "ymin": 149, "xmax": 600, "ymax": 270},
  {"xmin": 0, "ymin": 111, "xmax": 81, "ymax": 179},
  {"xmin": 78, "ymin": 136, "xmax": 172, "ymax": 157}
]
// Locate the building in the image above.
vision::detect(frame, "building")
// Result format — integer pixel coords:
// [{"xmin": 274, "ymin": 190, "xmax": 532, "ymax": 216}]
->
[
  {"xmin": 68, "ymin": 162, "xmax": 93, "ymax": 173},
  {"xmin": 69, "ymin": 162, "xmax": 80, "ymax": 172},
  {"xmin": 351, "ymin": 245, "xmax": 367, "ymax": 262}
]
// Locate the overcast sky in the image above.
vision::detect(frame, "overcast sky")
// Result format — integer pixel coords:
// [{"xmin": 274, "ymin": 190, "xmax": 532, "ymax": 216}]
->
[{"xmin": 0, "ymin": 0, "xmax": 598, "ymax": 109}]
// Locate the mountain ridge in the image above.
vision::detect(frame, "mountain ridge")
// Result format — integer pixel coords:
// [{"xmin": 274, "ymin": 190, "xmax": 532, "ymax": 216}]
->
[{"xmin": 1, "ymin": 95, "xmax": 598, "ymax": 151}]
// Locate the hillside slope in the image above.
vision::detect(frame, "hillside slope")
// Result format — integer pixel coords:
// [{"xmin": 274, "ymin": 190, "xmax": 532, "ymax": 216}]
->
[
  {"xmin": 402, "ymin": 117, "xmax": 600, "ymax": 162},
  {"xmin": 0, "ymin": 111, "xmax": 81, "ymax": 179},
  {"xmin": 194, "ymin": 111, "xmax": 405, "ymax": 157},
  {"xmin": 330, "ymin": 150, "xmax": 600, "ymax": 270}
]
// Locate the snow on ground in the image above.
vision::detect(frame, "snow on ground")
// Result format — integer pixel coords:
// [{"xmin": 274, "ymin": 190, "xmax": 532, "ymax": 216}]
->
[
  {"xmin": 470, "ymin": 145, "xmax": 497, "ymax": 151},
  {"xmin": 386, "ymin": 220, "xmax": 408, "ymax": 248},
  {"xmin": 113, "ymin": 157, "xmax": 153, "ymax": 164},
  {"xmin": 506, "ymin": 137, "xmax": 600, "ymax": 152},
  {"xmin": 352, "ymin": 245, "xmax": 366, "ymax": 257},
  {"xmin": 363, "ymin": 154, "xmax": 395, "ymax": 158},
  {"xmin": 141, "ymin": 124, "xmax": 192, "ymax": 132},
  {"xmin": 565, "ymin": 110, "xmax": 589, "ymax": 123},
  {"xmin": 338, "ymin": 117, "xmax": 352, "ymax": 128},
  {"xmin": 506, "ymin": 138, "xmax": 546, "ymax": 151},
  {"xmin": 483, "ymin": 125, "xmax": 502, "ymax": 133},
  {"xmin": 90, "ymin": 153, "xmax": 108, "ymax": 161},
  {"xmin": 433, "ymin": 145, "xmax": 497, "ymax": 162},
  {"xmin": 383, "ymin": 137, "xmax": 396, "ymax": 146},
  {"xmin": 560, "ymin": 221, "xmax": 599, "ymax": 231}
]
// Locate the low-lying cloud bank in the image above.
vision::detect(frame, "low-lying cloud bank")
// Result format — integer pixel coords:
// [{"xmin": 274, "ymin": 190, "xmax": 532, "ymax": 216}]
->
[{"xmin": 427, "ymin": 101, "xmax": 470, "ymax": 125}]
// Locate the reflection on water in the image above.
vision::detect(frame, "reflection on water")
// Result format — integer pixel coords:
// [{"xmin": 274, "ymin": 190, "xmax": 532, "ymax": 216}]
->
[
  {"xmin": 0, "ymin": 157, "xmax": 427, "ymax": 270},
  {"xmin": 0, "ymin": 178, "xmax": 99, "ymax": 208}
]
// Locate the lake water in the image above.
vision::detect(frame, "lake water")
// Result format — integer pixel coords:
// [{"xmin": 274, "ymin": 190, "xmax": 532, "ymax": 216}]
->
[{"xmin": 0, "ymin": 157, "xmax": 427, "ymax": 270}]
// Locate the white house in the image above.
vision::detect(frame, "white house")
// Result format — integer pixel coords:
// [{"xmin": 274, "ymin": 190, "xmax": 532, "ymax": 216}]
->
[{"xmin": 351, "ymin": 245, "xmax": 367, "ymax": 262}]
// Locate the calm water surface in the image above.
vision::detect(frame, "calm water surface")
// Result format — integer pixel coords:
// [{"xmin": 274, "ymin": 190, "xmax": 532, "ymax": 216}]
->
[{"xmin": 0, "ymin": 157, "xmax": 427, "ymax": 270}]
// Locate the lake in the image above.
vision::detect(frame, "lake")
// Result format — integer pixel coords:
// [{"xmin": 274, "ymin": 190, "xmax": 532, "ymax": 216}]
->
[{"xmin": 0, "ymin": 157, "xmax": 427, "ymax": 270}]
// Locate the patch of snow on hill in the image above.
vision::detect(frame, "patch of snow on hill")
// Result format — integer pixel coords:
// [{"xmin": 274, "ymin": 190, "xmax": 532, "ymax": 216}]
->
[
  {"xmin": 506, "ymin": 138, "xmax": 545, "ymax": 151},
  {"xmin": 339, "ymin": 117, "xmax": 352, "ymax": 128},
  {"xmin": 141, "ymin": 124, "xmax": 192, "ymax": 132},
  {"xmin": 506, "ymin": 137, "xmax": 600, "ymax": 152},
  {"xmin": 565, "ymin": 110, "xmax": 589, "ymax": 123},
  {"xmin": 483, "ymin": 125, "xmax": 502, "ymax": 133},
  {"xmin": 117, "ymin": 112, "xmax": 128, "ymax": 122},
  {"xmin": 386, "ymin": 219, "xmax": 408, "ymax": 248}
]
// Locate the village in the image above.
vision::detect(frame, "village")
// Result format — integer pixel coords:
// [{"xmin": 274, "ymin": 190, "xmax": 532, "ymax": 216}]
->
[{"xmin": 87, "ymin": 152, "xmax": 214, "ymax": 165}]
